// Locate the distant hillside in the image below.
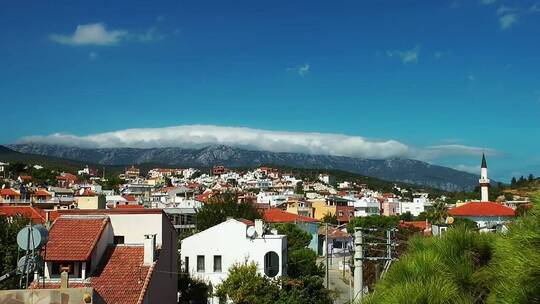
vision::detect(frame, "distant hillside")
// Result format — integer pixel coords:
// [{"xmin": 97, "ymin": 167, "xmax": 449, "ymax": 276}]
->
[
  {"xmin": 8, "ymin": 143, "xmax": 481, "ymax": 191},
  {"xmin": 0, "ymin": 145, "xmax": 101, "ymax": 174}
]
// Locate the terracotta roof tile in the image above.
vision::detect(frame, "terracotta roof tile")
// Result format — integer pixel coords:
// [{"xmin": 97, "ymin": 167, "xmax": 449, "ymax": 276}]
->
[
  {"xmin": 263, "ymin": 208, "xmax": 318, "ymax": 223},
  {"xmin": 45, "ymin": 216, "xmax": 109, "ymax": 261},
  {"xmin": 1, "ymin": 188, "xmax": 21, "ymax": 197},
  {"xmin": 449, "ymin": 202, "xmax": 515, "ymax": 217},
  {"xmin": 0, "ymin": 206, "xmax": 46, "ymax": 224},
  {"xmin": 92, "ymin": 246, "xmax": 153, "ymax": 304}
]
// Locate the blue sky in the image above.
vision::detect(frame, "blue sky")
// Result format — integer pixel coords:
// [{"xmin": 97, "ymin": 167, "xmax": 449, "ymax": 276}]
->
[{"xmin": 1, "ymin": 0, "xmax": 539, "ymax": 182}]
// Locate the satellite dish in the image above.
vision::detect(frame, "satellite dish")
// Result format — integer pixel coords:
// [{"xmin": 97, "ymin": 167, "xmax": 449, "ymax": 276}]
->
[
  {"xmin": 246, "ymin": 226, "xmax": 257, "ymax": 238},
  {"xmin": 79, "ymin": 188, "xmax": 85, "ymax": 195},
  {"xmin": 17, "ymin": 225, "xmax": 49, "ymax": 251},
  {"xmin": 1, "ymin": 184, "xmax": 4, "ymax": 189},
  {"xmin": 446, "ymin": 217, "xmax": 455, "ymax": 224},
  {"xmin": 17, "ymin": 255, "xmax": 44, "ymax": 274}
]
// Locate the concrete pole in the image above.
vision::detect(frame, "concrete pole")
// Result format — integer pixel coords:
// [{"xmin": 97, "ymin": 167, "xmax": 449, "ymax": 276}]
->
[
  {"xmin": 354, "ymin": 229, "xmax": 363, "ymax": 301},
  {"xmin": 325, "ymin": 223, "xmax": 329, "ymax": 289}
]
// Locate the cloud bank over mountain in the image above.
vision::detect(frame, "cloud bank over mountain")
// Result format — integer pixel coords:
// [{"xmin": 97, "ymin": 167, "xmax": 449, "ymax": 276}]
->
[{"xmin": 17, "ymin": 125, "xmax": 494, "ymax": 161}]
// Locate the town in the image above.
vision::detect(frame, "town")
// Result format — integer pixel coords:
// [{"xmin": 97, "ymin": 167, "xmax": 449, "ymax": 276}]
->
[{"xmin": 0, "ymin": 153, "xmax": 536, "ymax": 303}]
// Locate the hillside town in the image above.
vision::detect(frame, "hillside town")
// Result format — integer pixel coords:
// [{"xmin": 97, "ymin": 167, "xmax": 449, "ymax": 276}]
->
[{"xmin": 0, "ymin": 154, "xmax": 535, "ymax": 303}]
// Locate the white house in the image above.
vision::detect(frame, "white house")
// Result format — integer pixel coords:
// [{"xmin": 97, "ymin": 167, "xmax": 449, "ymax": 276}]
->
[
  {"xmin": 399, "ymin": 201, "xmax": 425, "ymax": 216},
  {"xmin": 257, "ymin": 191, "xmax": 288, "ymax": 207},
  {"xmin": 352, "ymin": 196, "xmax": 380, "ymax": 217},
  {"xmin": 181, "ymin": 218, "xmax": 287, "ymax": 288}
]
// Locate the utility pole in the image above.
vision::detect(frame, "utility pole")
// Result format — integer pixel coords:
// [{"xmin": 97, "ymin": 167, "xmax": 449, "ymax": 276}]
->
[
  {"xmin": 325, "ymin": 222, "xmax": 329, "ymax": 289},
  {"xmin": 353, "ymin": 229, "xmax": 363, "ymax": 301}
]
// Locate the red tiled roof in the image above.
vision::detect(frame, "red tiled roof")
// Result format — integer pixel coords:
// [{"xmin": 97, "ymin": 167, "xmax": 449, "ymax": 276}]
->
[
  {"xmin": 0, "ymin": 206, "xmax": 46, "ymax": 224},
  {"xmin": 237, "ymin": 218, "xmax": 254, "ymax": 226},
  {"xmin": 33, "ymin": 246, "xmax": 153, "ymax": 304},
  {"xmin": 92, "ymin": 246, "xmax": 153, "ymax": 304},
  {"xmin": 400, "ymin": 220, "xmax": 430, "ymax": 231},
  {"xmin": 117, "ymin": 204, "xmax": 144, "ymax": 209},
  {"xmin": 123, "ymin": 195, "xmax": 137, "ymax": 202},
  {"xmin": 263, "ymin": 208, "xmax": 318, "ymax": 223},
  {"xmin": 34, "ymin": 189, "xmax": 51, "ymax": 197},
  {"xmin": 1, "ymin": 188, "xmax": 21, "ymax": 196},
  {"xmin": 49, "ymin": 208, "xmax": 163, "ymax": 221},
  {"xmin": 76, "ymin": 188, "xmax": 96, "ymax": 196},
  {"xmin": 19, "ymin": 175, "xmax": 32, "ymax": 181},
  {"xmin": 45, "ymin": 216, "xmax": 109, "ymax": 261},
  {"xmin": 449, "ymin": 202, "xmax": 515, "ymax": 217}
]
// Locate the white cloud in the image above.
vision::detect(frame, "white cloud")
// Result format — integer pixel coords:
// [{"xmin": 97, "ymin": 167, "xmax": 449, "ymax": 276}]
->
[
  {"xmin": 137, "ymin": 26, "xmax": 165, "ymax": 42},
  {"xmin": 89, "ymin": 52, "xmax": 98, "ymax": 60},
  {"xmin": 499, "ymin": 13, "xmax": 519, "ymax": 30},
  {"xmin": 287, "ymin": 63, "xmax": 310, "ymax": 77},
  {"xmin": 468, "ymin": 74, "xmax": 475, "ymax": 81},
  {"xmin": 17, "ymin": 125, "xmax": 499, "ymax": 162},
  {"xmin": 287, "ymin": 64, "xmax": 310, "ymax": 76},
  {"xmin": 420, "ymin": 145, "xmax": 499, "ymax": 160},
  {"xmin": 50, "ymin": 23, "xmax": 129, "ymax": 46},
  {"xmin": 386, "ymin": 45, "xmax": 420, "ymax": 64},
  {"xmin": 496, "ymin": 5, "xmax": 517, "ymax": 15},
  {"xmin": 480, "ymin": 0, "xmax": 496, "ymax": 5},
  {"xmin": 452, "ymin": 164, "xmax": 480, "ymax": 174}
]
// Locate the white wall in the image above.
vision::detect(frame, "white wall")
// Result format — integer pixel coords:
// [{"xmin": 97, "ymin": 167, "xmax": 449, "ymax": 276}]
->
[
  {"xmin": 181, "ymin": 219, "xmax": 287, "ymax": 288},
  {"xmin": 107, "ymin": 213, "xmax": 164, "ymax": 246}
]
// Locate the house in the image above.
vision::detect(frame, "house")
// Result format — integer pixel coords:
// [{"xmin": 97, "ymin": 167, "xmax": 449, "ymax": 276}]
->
[
  {"xmin": 181, "ymin": 218, "xmax": 287, "ymax": 289},
  {"xmin": 36, "ymin": 209, "xmax": 178, "ymax": 303},
  {"xmin": 286, "ymin": 199, "xmax": 315, "ymax": 218},
  {"xmin": 56, "ymin": 173, "xmax": 78, "ymax": 188},
  {"xmin": 398, "ymin": 200, "xmax": 425, "ymax": 217},
  {"xmin": 0, "ymin": 205, "xmax": 47, "ymax": 224},
  {"xmin": 448, "ymin": 202, "xmax": 515, "ymax": 232},
  {"xmin": 318, "ymin": 226, "xmax": 351, "ymax": 256},
  {"xmin": 212, "ymin": 165, "xmax": 227, "ymax": 176},
  {"xmin": 263, "ymin": 208, "xmax": 319, "ymax": 252},
  {"xmin": 0, "ymin": 188, "xmax": 21, "ymax": 203},
  {"xmin": 74, "ymin": 188, "xmax": 106, "ymax": 210},
  {"xmin": 352, "ymin": 196, "xmax": 380, "ymax": 217}
]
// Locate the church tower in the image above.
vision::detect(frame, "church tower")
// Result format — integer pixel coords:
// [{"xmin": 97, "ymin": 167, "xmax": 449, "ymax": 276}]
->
[{"xmin": 479, "ymin": 153, "xmax": 490, "ymax": 202}]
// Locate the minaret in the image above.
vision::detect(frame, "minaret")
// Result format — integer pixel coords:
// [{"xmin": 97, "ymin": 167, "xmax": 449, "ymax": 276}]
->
[{"xmin": 479, "ymin": 153, "xmax": 490, "ymax": 202}]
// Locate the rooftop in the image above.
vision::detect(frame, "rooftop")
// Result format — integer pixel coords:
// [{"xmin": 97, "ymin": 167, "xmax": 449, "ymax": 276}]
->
[
  {"xmin": 263, "ymin": 208, "xmax": 318, "ymax": 223},
  {"xmin": 45, "ymin": 216, "xmax": 109, "ymax": 261},
  {"xmin": 449, "ymin": 202, "xmax": 515, "ymax": 217}
]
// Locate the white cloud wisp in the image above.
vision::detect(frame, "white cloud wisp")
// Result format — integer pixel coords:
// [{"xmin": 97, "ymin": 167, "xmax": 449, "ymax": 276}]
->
[{"xmin": 17, "ymin": 125, "xmax": 497, "ymax": 162}]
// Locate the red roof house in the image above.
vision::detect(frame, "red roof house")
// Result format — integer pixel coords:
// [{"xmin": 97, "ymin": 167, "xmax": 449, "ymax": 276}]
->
[
  {"xmin": 449, "ymin": 202, "xmax": 515, "ymax": 217},
  {"xmin": 263, "ymin": 208, "xmax": 318, "ymax": 223},
  {"xmin": 45, "ymin": 216, "xmax": 109, "ymax": 261},
  {"xmin": 0, "ymin": 206, "xmax": 46, "ymax": 224}
]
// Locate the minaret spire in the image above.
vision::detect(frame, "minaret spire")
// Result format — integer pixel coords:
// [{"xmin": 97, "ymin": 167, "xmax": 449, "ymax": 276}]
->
[{"xmin": 479, "ymin": 153, "xmax": 490, "ymax": 201}]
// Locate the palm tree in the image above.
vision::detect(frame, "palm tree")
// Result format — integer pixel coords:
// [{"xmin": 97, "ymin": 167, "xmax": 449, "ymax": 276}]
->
[{"xmin": 428, "ymin": 200, "xmax": 448, "ymax": 224}]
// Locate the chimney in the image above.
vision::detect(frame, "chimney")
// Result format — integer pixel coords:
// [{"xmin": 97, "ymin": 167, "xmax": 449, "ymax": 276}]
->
[
  {"xmin": 254, "ymin": 219, "xmax": 264, "ymax": 237},
  {"xmin": 60, "ymin": 271, "xmax": 69, "ymax": 289},
  {"xmin": 143, "ymin": 234, "xmax": 156, "ymax": 266}
]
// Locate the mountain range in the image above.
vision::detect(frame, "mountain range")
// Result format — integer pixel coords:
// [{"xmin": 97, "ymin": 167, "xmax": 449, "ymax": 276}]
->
[{"xmin": 7, "ymin": 143, "xmax": 481, "ymax": 191}]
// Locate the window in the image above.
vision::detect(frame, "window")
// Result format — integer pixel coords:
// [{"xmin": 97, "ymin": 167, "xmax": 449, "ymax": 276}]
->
[
  {"xmin": 197, "ymin": 255, "xmax": 205, "ymax": 272},
  {"xmin": 264, "ymin": 251, "xmax": 279, "ymax": 277},
  {"xmin": 114, "ymin": 236, "xmax": 125, "ymax": 244},
  {"xmin": 213, "ymin": 255, "xmax": 222, "ymax": 272},
  {"xmin": 184, "ymin": 257, "xmax": 189, "ymax": 273}
]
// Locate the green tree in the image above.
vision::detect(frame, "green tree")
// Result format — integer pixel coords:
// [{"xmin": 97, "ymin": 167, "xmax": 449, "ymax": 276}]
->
[
  {"xmin": 272, "ymin": 223, "xmax": 311, "ymax": 251},
  {"xmin": 428, "ymin": 201, "xmax": 448, "ymax": 224},
  {"xmin": 277, "ymin": 275, "xmax": 333, "ymax": 304},
  {"xmin": 287, "ymin": 248, "xmax": 324, "ymax": 278},
  {"xmin": 178, "ymin": 274, "xmax": 210, "ymax": 304},
  {"xmin": 215, "ymin": 262, "xmax": 280, "ymax": 304},
  {"xmin": 347, "ymin": 215, "xmax": 400, "ymax": 233},
  {"xmin": 0, "ymin": 215, "xmax": 30, "ymax": 289},
  {"xmin": 195, "ymin": 196, "xmax": 261, "ymax": 231},
  {"xmin": 295, "ymin": 181, "xmax": 304, "ymax": 194},
  {"xmin": 399, "ymin": 212, "xmax": 413, "ymax": 222},
  {"xmin": 321, "ymin": 212, "xmax": 338, "ymax": 225}
]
